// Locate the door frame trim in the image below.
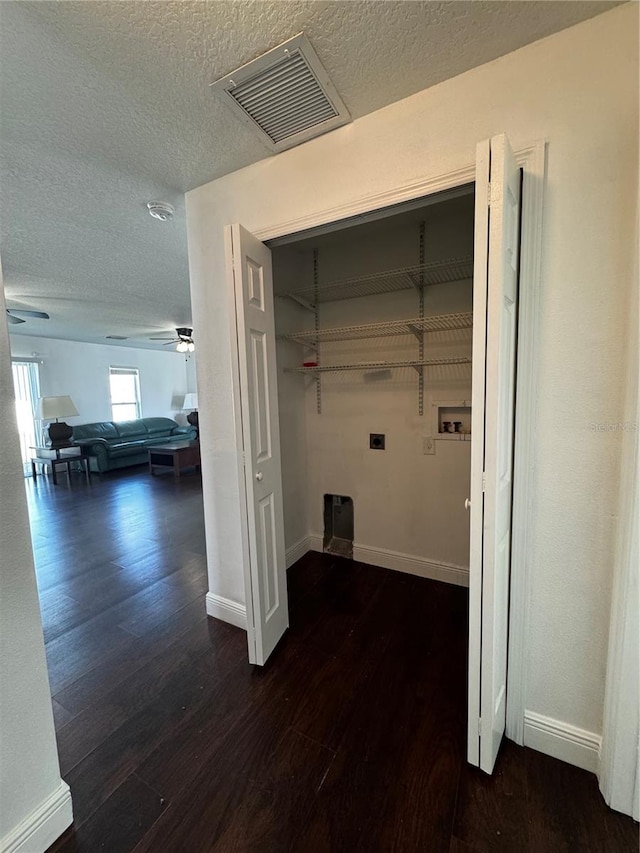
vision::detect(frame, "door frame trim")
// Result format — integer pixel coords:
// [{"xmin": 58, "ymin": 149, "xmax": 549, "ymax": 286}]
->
[{"xmin": 241, "ymin": 140, "xmax": 546, "ymax": 740}]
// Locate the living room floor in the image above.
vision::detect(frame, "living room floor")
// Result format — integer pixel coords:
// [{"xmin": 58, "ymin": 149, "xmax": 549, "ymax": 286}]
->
[{"xmin": 27, "ymin": 467, "xmax": 637, "ymax": 852}]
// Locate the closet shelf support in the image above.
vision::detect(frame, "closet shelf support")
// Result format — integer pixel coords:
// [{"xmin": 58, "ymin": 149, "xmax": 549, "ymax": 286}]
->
[{"xmin": 285, "ymin": 294, "xmax": 316, "ymax": 313}]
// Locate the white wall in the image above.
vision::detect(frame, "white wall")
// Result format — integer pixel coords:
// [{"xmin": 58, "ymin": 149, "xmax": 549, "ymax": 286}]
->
[
  {"xmin": 186, "ymin": 2, "xmax": 638, "ymax": 748},
  {"xmin": 10, "ymin": 335, "xmax": 193, "ymax": 428},
  {"xmin": 0, "ymin": 278, "xmax": 72, "ymax": 850},
  {"xmin": 274, "ymin": 197, "xmax": 474, "ymax": 573},
  {"xmin": 599, "ymin": 208, "xmax": 639, "ymax": 817}
]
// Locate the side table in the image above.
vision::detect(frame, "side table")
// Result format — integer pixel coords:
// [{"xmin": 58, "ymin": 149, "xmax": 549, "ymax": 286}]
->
[{"xmin": 30, "ymin": 445, "xmax": 91, "ymax": 485}]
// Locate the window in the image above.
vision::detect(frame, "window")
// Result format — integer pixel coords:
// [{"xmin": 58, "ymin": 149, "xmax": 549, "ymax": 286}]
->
[
  {"xmin": 109, "ymin": 367, "xmax": 141, "ymax": 421},
  {"xmin": 11, "ymin": 360, "xmax": 41, "ymax": 475}
]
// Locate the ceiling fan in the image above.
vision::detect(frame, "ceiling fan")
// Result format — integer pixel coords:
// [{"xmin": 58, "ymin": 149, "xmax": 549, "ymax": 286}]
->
[
  {"xmin": 149, "ymin": 326, "xmax": 195, "ymax": 352},
  {"xmin": 6, "ymin": 308, "xmax": 50, "ymax": 325}
]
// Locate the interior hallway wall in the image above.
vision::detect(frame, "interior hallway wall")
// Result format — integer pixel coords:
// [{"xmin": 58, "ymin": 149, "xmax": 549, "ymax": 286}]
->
[{"xmin": 0, "ymin": 275, "xmax": 72, "ymax": 851}]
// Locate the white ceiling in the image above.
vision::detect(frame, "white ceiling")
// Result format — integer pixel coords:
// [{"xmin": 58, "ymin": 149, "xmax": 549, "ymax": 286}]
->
[{"xmin": 0, "ymin": 0, "xmax": 621, "ymax": 350}]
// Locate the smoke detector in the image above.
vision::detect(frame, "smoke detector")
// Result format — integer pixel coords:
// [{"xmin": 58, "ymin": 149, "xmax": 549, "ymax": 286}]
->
[
  {"xmin": 210, "ymin": 33, "xmax": 350, "ymax": 153},
  {"xmin": 147, "ymin": 201, "xmax": 175, "ymax": 221}
]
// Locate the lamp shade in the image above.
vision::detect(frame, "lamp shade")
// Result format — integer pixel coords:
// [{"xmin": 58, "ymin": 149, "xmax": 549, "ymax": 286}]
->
[
  {"xmin": 182, "ymin": 393, "xmax": 198, "ymax": 410},
  {"xmin": 36, "ymin": 395, "xmax": 79, "ymax": 420}
]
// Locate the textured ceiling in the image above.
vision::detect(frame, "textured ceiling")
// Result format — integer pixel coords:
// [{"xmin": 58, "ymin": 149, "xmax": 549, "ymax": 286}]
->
[{"xmin": 0, "ymin": 0, "xmax": 621, "ymax": 349}]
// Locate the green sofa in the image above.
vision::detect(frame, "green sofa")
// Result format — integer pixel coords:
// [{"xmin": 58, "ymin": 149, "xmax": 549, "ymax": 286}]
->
[{"xmin": 72, "ymin": 417, "xmax": 197, "ymax": 473}]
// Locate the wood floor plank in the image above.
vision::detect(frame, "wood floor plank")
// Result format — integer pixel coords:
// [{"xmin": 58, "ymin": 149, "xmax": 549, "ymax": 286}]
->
[
  {"xmin": 35, "ymin": 557, "xmax": 126, "ymax": 597},
  {"xmin": 56, "ymin": 637, "xmax": 216, "ymax": 776},
  {"xmin": 44, "ymin": 613, "xmax": 139, "ymax": 695},
  {"xmin": 136, "ymin": 727, "xmax": 334, "ymax": 853},
  {"xmin": 113, "ymin": 577, "xmax": 205, "ymax": 636},
  {"xmin": 51, "ymin": 698, "xmax": 76, "ymax": 730},
  {"xmin": 285, "ymin": 549, "xmax": 329, "ymax": 607},
  {"xmin": 38, "ymin": 589, "xmax": 95, "ymax": 644},
  {"xmin": 63, "ymin": 662, "xmax": 219, "ymax": 826},
  {"xmin": 602, "ymin": 805, "xmax": 639, "ymax": 852},
  {"xmin": 136, "ymin": 640, "xmax": 317, "ymax": 803},
  {"xmin": 287, "ymin": 556, "xmax": 387, "ymax": 655},
  {"xmin": 212, "ymin": 729, "xmax": 335, "ymax": 853},
  {"xmin": 525, "ymin": 747, "xmax": 632, "ymax": 853},
  {"xmin": 453, "ymin": 740, "xmax": 529, "ymax": 852},
  {"xmin": 289, "ymin": 752, "xmax": 400, "ymax": 853},
  {"xmin": 48, "ymin": 773, "xmax": 166, "ymax": 853},
  {"xmin": 449, "ymin": 840, "xmax": 480, "ymax": 853},
  {"xmin": 53, "ymin": 610, "xmax": 236, "ymax": 722},
  {"xmin": 159, "ymin": 551, "xmax": 207, "ymax": 583},
  {"xmin": 289, "ymin": 575, "xmax": 400, "ymax": 751}
]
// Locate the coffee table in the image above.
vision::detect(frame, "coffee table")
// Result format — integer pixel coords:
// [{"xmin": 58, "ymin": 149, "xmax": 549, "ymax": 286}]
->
[{"xmin": 148, "ymin": 441, "xmax": 201, "ymax": 479}]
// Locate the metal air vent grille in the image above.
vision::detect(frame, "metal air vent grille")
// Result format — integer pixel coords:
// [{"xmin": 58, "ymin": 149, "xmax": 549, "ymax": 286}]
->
[{"xmin": 210, "ymin": 33, "xmax": 350, "ymax": 152}]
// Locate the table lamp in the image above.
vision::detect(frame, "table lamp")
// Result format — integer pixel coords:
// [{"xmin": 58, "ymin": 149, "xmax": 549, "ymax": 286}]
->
[
  {"xmin": 182, "ymin": 393, "xmax": 198, "ymax": 432},
  {"xmin": 36, "ymin": 395, "xmax": 79, "ymax": 446}
]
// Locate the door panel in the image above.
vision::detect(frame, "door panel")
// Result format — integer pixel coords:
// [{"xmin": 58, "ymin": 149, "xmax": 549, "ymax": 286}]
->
[
  {"xmin": 250, "ymin": 330, "xmax": 272, "ymax": 463},
  {"xmin": 468, "ymin": 133, "xmax": 521, "ymax": 773},
  {"xmin": 228, "ymin": 224, "xmax": 288, "ymax": 666}
]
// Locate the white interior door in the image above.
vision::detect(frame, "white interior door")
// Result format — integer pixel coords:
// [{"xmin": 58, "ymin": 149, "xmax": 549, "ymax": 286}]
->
[
  {"xmin": 228, "ymin": 224, "xmax": 289, "ymax": 666},
  {"xmin": 468, "ymin": 134, "xmax": 521, "ymax": 773}
]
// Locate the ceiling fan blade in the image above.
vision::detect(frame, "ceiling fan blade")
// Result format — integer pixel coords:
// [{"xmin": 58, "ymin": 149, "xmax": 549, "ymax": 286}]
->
[
  {"xmin": 6, "ymin": 312, "xmax": 26, "ymax": 325},
  {"xmin": 162, "ymin": 340, "xmax": 178, "ymax": 346},
  {"xmin": 8, "ymin": 309, "xmax": 50, "ymax": 319},
  {"xmin": 149, "ymin": 336, "xmax": 176, "ymax": 341}
]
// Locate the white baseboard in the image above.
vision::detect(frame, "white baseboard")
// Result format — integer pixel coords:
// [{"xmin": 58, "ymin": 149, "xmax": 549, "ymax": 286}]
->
[
  {"xmin": 205, "ymin": 592, "xmax": 247, "ymax": 630},
  {"xmin": 1, "ymin": 780, "xmax": 72, "ymax": 853},
  {"xmin": 285, "ymin": 536, "xmax": 312, "ymax": 568},
  {"xmin": 353, "ymin": 543, "xmax": 469, "ymax": 587},
  {"xmin": 285, "ymin": 534, "xmax": 468, "ymax": 588},
  {"xmin": 285, "ymin": 534, "xmax": 323, "ymax": 568},
  {"xmin": 307, "ymin": 534, "xmax": 323, "ymax": 552},
  {"xmin": 524, "ymin": 710, "xmax": 601, "ymax": 773}
]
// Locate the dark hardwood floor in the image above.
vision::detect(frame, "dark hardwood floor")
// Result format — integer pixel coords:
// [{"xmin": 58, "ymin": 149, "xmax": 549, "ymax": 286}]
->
[{"xmin": 24, "ymin": 465, "xmax": 636, "ymax": 852}]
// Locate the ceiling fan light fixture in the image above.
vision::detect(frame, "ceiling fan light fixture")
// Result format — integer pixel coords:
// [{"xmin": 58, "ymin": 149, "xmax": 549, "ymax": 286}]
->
[
  {"xmin": 147, "ymin": 201, "xmax": 175, "ymax": 222},
  {"xmin": 176, "ymin": 340, "xmax": 189, "ymax": 352}
]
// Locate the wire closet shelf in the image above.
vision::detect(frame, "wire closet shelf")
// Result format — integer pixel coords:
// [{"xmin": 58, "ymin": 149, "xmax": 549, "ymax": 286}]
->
[
  {"xmin": 279, "ymin": 312, "xmax": 473, "ymax": 347},
  {"xmin": 279, "ymin": 255, "xmax": 473, "ymax": 306},
  {"xmin": 284, "ymin": 356, "xmax": 472, "ymax": 375}
]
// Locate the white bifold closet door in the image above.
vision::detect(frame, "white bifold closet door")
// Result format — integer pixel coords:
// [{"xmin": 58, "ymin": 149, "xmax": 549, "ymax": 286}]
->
[
  {"xmin": 227, "ymin": 134, "xmax": 521, "ymax": 782},
  {"xmin": 467, "ymin": 133, "xmax": 521, "ymax": 774},
  {"xmin": 226, "ymin": 224, "xmax": 289, "ymax": 666}
]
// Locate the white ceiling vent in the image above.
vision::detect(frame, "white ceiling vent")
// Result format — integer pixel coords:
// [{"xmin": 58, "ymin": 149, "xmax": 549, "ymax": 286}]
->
[{"xmin": 210, "ymin": 33, "xmax": 350, "ymax": 153}]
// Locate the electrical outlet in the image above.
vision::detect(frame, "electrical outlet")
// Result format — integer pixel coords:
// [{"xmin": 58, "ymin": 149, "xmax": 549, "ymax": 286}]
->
[{"xmin": 423, "ymin": 436, "xmax": 435, "ymax": 455}]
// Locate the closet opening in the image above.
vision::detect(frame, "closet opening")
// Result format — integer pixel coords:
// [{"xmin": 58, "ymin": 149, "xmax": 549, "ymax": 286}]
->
[
  {"xmin": 229, "ymin": 131, "xmax": 528, "ymax": 767},
  {"xmin": 270, "ymin": 184, "xmax": 475, "ymax": 630}
]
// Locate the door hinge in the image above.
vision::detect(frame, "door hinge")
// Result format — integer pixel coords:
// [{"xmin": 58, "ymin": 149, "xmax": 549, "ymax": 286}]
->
[
  {"xmin": 487, "ymin": 182, "xmax": 491, "ymax": 207},
  {"xmin": 482, "ymin": 472, "xmax": 486, "ymax": 491}
]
